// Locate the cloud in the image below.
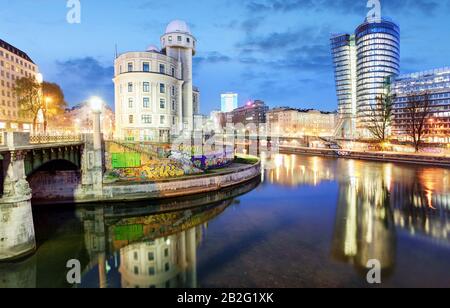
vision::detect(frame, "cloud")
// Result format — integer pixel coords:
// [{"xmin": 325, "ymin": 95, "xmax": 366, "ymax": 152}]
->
[
  {"xmin": 194, "ymin": 51, "xmax": 232, "ymax": 66},
  {"xmin": 55, "ymin": 57, "xmax": 114, "ymax": 106},
  {"xmin": 244, "ymin": 0, "xmax": 444, "ymax": 15}
]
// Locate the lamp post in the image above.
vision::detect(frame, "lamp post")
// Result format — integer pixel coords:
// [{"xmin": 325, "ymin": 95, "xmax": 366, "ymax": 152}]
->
[{"xmin": 90, "ymin": 96, "xmax": 103, "ymax": 151}]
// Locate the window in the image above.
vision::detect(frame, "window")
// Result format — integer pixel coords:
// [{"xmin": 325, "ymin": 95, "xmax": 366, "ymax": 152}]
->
[
  {"xmin": 128, "ymin": 98, "xmax": 133, "ymax": 108},
  {"xmin": 172, "ymin": 100, "xmax": 176, "ymax": 110},
  {"xmin": 143, "ymin": 82, "xmax": 150, "ymax": 92},
  {"xmin": 168, "ymin": 36, "xmax": 172, "ymax": 42},
  {"xmin": 160, "ymin": 115, "xmax": 165, "ymax": 125},
  {"xmin": 165, "ymin": 263, "xmax": 170, "ymax": 272},
  {"xmin": 129, "ymin": 115, "xmax": 134, "ymax": 124},
  {"xmin": 187, "ymin": 37, "xmax": 190, "ymax": 43},
  {"xmin": 159, "ymin": 64, "xmax": 165, "ymax": 74},
  {"xmin": 143, "ymin": 62, "xmax": 150, "ymax": 72},
  {"xmin": 142, "ymin": 115, "xmax": 152, "ymax": 124},
  {"xmin": 177, "ymin": 36, "xmax": 182, "ymax": 42},
  {"xmin": 134, "ymin": 252, "xmax": 138, "ymax": 260},
  {"xmin": 160, "ymin": 99, "xmax": 166, "ymax": 109},
  {"xmin": 173, "ymin": 117, "xmax": 176, "ymax": 125},
  {"xmin": 164, "ymin": 248, "xmax": 169, "ymax": 257},
  {"xmin": 128, "ymin": 62, "xmax": 133, "ymax": 72},
  {"xmin": 134, "ymin": 267, "xmax": 139, "ymax": 275},
  {"xmin": 128, "ymin": 82, "xmax": 133, "ymax": 92},
  {"xmin": 148, "ymin": 252, "xmax": 154, "ymax": 261},
  {"xmin": 160, "ymin": 83, "xmax": 165, "ymax": 94},
  {"xmin": 143, "ymin": 97, "xmax": 150, "ymax": 108},
  {"xmin": 148, "ymin": 267, "xmax": 155, "ymax": 276},
  {"xmin": 171, "ymin": 67, "xmax": 175, "ymax": 77}
]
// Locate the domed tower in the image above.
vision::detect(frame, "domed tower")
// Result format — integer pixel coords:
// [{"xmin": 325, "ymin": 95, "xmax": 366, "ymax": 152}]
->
[{"xmin": 161, "ymin": 20, "xmax": 197, "ymax": 132}]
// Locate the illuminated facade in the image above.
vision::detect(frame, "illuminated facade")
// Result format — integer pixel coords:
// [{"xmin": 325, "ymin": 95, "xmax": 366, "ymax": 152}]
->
[
  {"xmin": 221, "ymin": 93, "xmax": 238, "ymax": 113},
  {"xmin": 330, "ymin": 34, "xmax": 357, "ymax": 139},
  {"xmin": 226, "ymin": 100, "xmax": 268, "ymax": 129},
  {"xmin": 0, "ymin": 39, "xmax": 40, "ymax": 132},
  {"xmin": 391, "ymin": 67, "xmax": 450, "ymax": 144},
  {"xmin": 331, "ymin": 19, "xmax": 400, "ymax": 139},
  {"xmin": 114, "ymin": 20, "xmax": 199, "ymax": 142},
  {"xmin": 267, "ymin": 108, "xmax": 336, "ymax": 137}
]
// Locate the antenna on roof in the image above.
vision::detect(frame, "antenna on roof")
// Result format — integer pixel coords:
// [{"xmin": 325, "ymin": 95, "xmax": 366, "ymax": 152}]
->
[{"xmin": 115, "ymin": 44, "xmax": 118, "ymax": 58}]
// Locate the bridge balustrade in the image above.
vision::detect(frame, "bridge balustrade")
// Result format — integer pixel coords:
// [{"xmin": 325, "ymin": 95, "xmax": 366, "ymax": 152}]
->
[{"xmin": 29, "ymin": 134, "xmax": 82, "ymax": 144}]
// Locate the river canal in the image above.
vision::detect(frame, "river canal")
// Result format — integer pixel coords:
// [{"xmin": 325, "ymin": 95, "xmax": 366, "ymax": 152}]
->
[{"xmin": 1, "ymin": 154, "xmax": 449, "ymax": 288}]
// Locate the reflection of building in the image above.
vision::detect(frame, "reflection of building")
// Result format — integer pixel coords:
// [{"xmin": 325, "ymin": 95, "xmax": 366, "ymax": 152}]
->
[
  {"xmin": 264, "ymin": 154, "xmax": 335, "ymax": 186},
  {"xmin": 331, "ymin": 19, "xmax": 400, "ymax": 138},
  {"xmin": 332, "ymin": 161, "xmax": 396, "ymax": 275},
  {"xmin": 53, "ymin": 102, "xmax": 115, "ymax": 137},
  {"xmin": 226, "ymin": 100, "xmax": 268, "ymax": 128},
  {"xmin": 221, "ymin": 93, "xmax": 238, "ymax": 113},
  {"xmin": 113, "ymin": 20, "xmax": 199, "ymax": 142},
  {"xmin": 119, "ymin": 227, "xmax": 201, "ymax": 288},
  {"xmin": 0, "ymin": 39, "xmax": 40, "ymax": 132},
  {"xmin": 392, "ymin": 67, "xmax": 450, "ymax": 144},
  {"xmin": 267, "ymin": 108, "xmax": 336, "ymax": 137}
]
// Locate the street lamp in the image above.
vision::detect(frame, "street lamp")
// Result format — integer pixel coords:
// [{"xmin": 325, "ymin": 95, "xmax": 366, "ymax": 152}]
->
[{"xmin": 89, "ymin": 96, "xmax": 103, "ymax": 150}]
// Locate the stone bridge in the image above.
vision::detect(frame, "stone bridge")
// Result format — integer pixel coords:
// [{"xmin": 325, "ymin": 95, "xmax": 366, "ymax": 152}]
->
[{"xmin": 0, "ymin": 130, "xmax": 104, "ymax": 261}]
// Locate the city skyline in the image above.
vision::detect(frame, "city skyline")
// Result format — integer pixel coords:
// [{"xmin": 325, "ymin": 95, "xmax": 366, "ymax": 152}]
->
[{"xmin": 1, "ymin": 0, "xmax": 450, "ymax": 114}]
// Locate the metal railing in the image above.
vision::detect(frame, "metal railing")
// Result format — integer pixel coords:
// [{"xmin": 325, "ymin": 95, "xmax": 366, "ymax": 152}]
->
[{"xmin": 29, "ymin": 134, "xmax": 82, "ymax": 144}]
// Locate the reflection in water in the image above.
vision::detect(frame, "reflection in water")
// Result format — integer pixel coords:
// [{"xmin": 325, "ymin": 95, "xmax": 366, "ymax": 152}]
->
[
  {"xmin": 264, "ymin": 154, "xmax": 450, "ymax": 278},
  {"xmin": 77, "ymin": 178, "xmax": 260, "ymax": 288}
]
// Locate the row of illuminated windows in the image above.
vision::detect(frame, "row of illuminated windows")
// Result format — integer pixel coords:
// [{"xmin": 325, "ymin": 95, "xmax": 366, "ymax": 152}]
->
[
  {"xmin": 357, "ymin": 34, "xmax": 399, "ymax": 46},
  {"xmin": 357, "ymin": 57, "xmax": 400, "ymax": 67},
  {"xmin": 358, "ymin": 49, "xmax": 399, "ymax": 58},
  {"xmin": 0, "ymin": 49, "xmax": 36, "ymax": 71},
  {"xmin": 1, "ymin": 98, "xmax": 17, "ymax": 107},
  {"xmin": 0, "ymin": 61, "xmax": 36, "ymax": 79},
  {"xmin": 126, "ymin": 97, "xmax": 176, "ymax": 110},
  {"xmin": 0, "ymin": 68, "xmax": 35, "ymax": 83},
  {"xmin": 122, "ymin": 82, "xmax": 176, "ymax": 95},
  {"xmin": 121, "ymin": 61, "xmax": 176, "ymax": 77},
  {"xmin": 357, "ymin": 66, "xmax": 398, "ymax": 76},
  {"xmin": 356, "ymin": 27, "xmax": 399, "ymax": 41},
  {"xmin": 395, "ymin": 93, "xmax": 450, "ymax": 102},
  {"xmin": 127, "ymin": 114, "xmax": 175, "ymax": 126},
  {"xmin": 358, "ymin": 43, "xmax": 399, "ymax": 54}
]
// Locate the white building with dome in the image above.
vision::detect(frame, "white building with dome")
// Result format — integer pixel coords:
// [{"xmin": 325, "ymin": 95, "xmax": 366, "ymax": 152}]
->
[{"xmin": 113, "ymin": 20, "xmax": 200, "ymax": 142}]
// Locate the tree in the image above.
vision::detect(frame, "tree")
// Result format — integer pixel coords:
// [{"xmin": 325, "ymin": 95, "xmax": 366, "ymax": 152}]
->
[
  {"xmin": 42, "ymin": 82, "xmax": 67, "ymax": 132},
  {"xmin": 14, "ymin": 76, "xmax": 41, "ymax": 133},
  {"xmin": 366, "ymin": 93, "xmax": 394, "ymax": 144},
  {"xmin": 404, "ymin": 92, "xmax": 432, "ymax": 153}
]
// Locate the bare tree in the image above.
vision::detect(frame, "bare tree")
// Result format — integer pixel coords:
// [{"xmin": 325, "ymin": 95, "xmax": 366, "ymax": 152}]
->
[
  {"xmin": 366, "ymin": 93, "xmax": 394, "ymax": 143},
  {"xmin": 14, "ymin": 76, "xmax": 41, "ymax": 133},
  {"xmin": 404, "ymin": 92, "xmax": 432, "ymax": 153}
]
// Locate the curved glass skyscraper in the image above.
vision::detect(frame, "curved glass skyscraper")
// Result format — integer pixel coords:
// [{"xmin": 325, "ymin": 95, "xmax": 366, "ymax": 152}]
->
[
  {"xmin": 355, "ymin": 20, "xmax": 400, "ymax": 134},
  {"xmin": 331, "ymin": 19, "xmax": 400, "ymax": 139}
]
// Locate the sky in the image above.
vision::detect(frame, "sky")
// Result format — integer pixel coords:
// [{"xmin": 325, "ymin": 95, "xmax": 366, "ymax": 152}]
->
[{"xmin": 1, "ymin": 0, "xmax": 450, "ymax": 114}]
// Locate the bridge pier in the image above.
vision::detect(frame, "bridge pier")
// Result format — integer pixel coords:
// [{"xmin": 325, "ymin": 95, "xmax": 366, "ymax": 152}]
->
[{"xmin": 0, "ymin": 150, "xmax": 35, "ymax": 261}]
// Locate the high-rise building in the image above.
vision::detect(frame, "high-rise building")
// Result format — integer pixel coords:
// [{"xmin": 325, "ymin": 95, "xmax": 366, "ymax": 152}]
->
[
  {"xmin": 391, "ymin": 67, "xmax": 450, "ymax": 144},
  {"xmin": 221, "ymin": 93, "xmax": 238, "ymax": 113},
  {"xmin": 113, "ymin": 20, "xmax": 199, "ymax": 142},
  {"xmin": 330, "ymin": 34, "xmax": 357, "ymax": 139},
  {"xmin": 331, "ymin": 19, "xmax": 400, "ymax": 139},
  {"xmin": 0, "ymin": 39, "xmax": 40, "ymax": 132}
]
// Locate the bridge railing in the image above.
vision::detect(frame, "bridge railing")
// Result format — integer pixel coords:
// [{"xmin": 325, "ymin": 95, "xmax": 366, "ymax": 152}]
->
[
  {"xmin": 0, "ymin": 132, "xmax": 4, "ymax": 146},
  {"xmin": 29, "ymin": 134, "xmax": 82, "ymax": 144}
]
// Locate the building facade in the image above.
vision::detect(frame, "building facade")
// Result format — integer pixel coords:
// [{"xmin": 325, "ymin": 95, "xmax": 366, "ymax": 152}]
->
[
  {"xmin": 331, "ymin": 19, "xmax": 400, "ymax": 139},
  {"xmin": 226, "ymin": 100, "xmax": 268, "ymax": 130},
  {"xmin": 114, "ymin": 20, "xmax": 199, "ymax": 142},
  {"xmin": 221, "ymin": 93, "xmax": 238, "ymax": 113},
  {"xmin": 0, "ymin": 39, "xmax": 40, "ymax": 132},
  {"xmin": 267, "ymin": 107, "xmax": 337, "ymax": 137},
  {"xmin": 330, "ymin": 34, "xmax": 357, "ymax": 139},
  {"xmin": 391, "ymin": 67, "xmax": 450, "ymax": 144}
]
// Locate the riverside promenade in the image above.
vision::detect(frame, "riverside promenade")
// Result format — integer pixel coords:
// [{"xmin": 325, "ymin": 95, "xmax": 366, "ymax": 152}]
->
[{"xmin": 280, "ymin": 146, "xmax": 450, "ymax": 167}]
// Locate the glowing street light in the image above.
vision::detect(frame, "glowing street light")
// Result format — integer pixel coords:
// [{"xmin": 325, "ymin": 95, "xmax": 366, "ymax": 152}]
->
[{"xmin": 89, "ymin": 96, "xmax": 103, "ymax": 113}]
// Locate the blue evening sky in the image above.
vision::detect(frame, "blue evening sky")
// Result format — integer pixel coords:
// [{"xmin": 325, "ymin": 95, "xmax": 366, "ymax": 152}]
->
[{"xmin": 1, "ymin": 0, "xmax": 449, "ymax": 113}]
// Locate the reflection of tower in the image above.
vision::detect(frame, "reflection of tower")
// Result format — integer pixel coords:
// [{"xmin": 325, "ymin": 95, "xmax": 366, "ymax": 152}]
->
[
  {"xmin": 332, "ymin": 161, "xmax": 396, "ymax": 276},
  {"xmin": 161, "ymin": 20, "xmax": 197, "ymax": 132},
  {"xmin": 118, "ymin": 226, "xmax": 201, "ymax": 288}
]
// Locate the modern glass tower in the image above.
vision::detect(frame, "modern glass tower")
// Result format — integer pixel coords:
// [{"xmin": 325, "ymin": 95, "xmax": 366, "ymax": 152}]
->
[
  {"xmin": 330, "ymin": 34, "xmax": 358, "ymax": 139},
  {"xmin": 355, "ymin": 19, "xmax": 400, "ymax": 136},
  {"xmin": 331, "ymin": 19, "xmax": 400, "ymax": 139}
]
